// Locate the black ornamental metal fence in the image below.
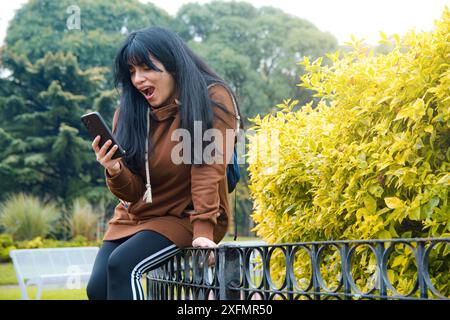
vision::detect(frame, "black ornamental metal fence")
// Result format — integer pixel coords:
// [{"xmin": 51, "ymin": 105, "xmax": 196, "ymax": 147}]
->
[{"xmin": 146, "ymin": 238, "xmax": 450, "ymax": 300}]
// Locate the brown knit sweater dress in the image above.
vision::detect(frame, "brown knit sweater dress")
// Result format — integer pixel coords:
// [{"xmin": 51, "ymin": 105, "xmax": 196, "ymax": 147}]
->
[{"xmin": 102, "ymin": 84, "xmax": 237, "ymax": 248}]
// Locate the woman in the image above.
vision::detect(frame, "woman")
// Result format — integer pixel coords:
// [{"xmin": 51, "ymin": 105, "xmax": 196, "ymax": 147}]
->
[{"xmin": 86, "ymin": 26, "xmax": 243, "ymax": 300}]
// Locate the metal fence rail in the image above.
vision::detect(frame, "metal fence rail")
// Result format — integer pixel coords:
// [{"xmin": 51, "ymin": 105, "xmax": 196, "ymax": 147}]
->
[{"xmin": 146, "ymin": 238, "xmax": 450, "ymax": 300}]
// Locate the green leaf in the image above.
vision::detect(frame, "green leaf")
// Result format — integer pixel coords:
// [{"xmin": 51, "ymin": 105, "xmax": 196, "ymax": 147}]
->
[
  {"xmin": 387, "ymin": 269, "xmax": 396, "ymax": 283},
  {"xmin": 414, "ymin": 138, "xmax": 424, "ymax": 150},
  {"xmin": 408, "ymin": 207, "xmax": 421, "ymax": 220},
  {"xmin": 364, "ymin": 195, "xmax": 377, "ymax": 214},
  {"xmin": 421, "ymin": 198, "xmax": 440, "ymax": 219},
  {"xmin": 437, "ymin": 174, "xmax": 449, "ymax": 185},
  {"xmin": 384, "ymin": 197, "xmax": 405, "ymax": 209},
  {"xmin": 429, "ymin": 197, "xmax": 440, "ymax": 208},
  {"xmin": 424, "ymin": 125, "xmax": 434, "ymax": 133},
  {"xmin": 389, "ymin": 223, "xmax": 399, "ymax": 237},
  {"xmin": 377, "ymin": 230, "xmax": 391, "ymax": 239},
  {"xmin": 369, "ymin": 185, "xmax": 384, "ymax": 198},
  {"xmin": 392, "ymin": 255, "xmax": 405, "ymax": 267},
  {"xmin": 394, "ymin": 108, "xmax": 412, "ymax": 121},
  {"xmin": 401, "ymin": 231, "xmax": 412, "ymax": 238},
  {"xmin": 412, "ymin": 98, "xmax": 426, "ymax": 117},
  {"xmin": 283, "ymin": 203, "xmax": 297, "ymax": 214}
]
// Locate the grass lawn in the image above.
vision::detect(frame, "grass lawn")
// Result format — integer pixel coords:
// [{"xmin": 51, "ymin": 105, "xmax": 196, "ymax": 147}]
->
[
  {"xmin": 0, "ymin": 263, "xmax": 17, "ymax": 285},
  {"xmin": 0, "ymin": 264, "xmax": 89, "ymax": 300},
  {"xmin": 0, "ymin": 286, "xmax": 88, "ymax": 300}
]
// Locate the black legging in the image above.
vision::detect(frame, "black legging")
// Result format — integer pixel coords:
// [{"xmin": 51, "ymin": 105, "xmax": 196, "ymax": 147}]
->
[{"xmin": 87, "ymin": 230, "xmax": 180, "ymax": 300}]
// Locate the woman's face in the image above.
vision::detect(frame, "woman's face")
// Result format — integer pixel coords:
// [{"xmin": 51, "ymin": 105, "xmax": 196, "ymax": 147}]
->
[{"xmin": 129, "ymin": 56, "xmax": 176, "ymax": 107}]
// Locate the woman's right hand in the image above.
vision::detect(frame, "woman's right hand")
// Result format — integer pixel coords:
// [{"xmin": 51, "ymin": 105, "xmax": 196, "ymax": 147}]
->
[{"xmin": 91, "ymin": 135, "xmax": 121, "ymax": 176}]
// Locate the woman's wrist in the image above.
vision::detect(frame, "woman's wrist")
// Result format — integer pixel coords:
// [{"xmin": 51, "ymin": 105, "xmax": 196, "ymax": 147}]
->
[{"xmin": 107, "ymin": 162, "xmax": 121, "ymax": 176}]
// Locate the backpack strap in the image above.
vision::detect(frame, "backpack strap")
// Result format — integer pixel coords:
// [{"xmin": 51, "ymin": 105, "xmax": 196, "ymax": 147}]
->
[
  {"xmin": 207, "ymin": 83, "xmax": 240, "ymax": 136},
  {"xmin": 208, "ymin": 82, "xmax": 240, "ymax": 241}
]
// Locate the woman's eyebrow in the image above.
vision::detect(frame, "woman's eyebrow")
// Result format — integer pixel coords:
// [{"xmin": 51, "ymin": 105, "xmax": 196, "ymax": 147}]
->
[{"xmin": 128, "ymin": 63, "xmax": 149, "ymax": 69}]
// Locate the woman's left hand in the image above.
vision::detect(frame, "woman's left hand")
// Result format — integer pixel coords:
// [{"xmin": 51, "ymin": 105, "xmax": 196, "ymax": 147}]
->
[
  {"xmin": 192, "ymin": 237, "xmax": 218, "ymax": 248},
  {"xmin": 192, "ymin": 237, "xmax": 217, "ymax": 266}
]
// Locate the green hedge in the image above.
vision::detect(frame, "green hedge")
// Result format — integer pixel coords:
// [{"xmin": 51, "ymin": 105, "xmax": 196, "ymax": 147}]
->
[
  {"xmin": 248, "ymin": 8, "xmax": 449, "ymax": 296},
  {"xmin": 0, "ymin": 233, "xmax": 100, "ymax": 263}
]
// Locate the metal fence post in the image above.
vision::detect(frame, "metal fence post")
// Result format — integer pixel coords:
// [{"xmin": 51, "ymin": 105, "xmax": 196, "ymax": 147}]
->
[
  {"xmin": 375, "ymin": 242, "xmax": 387, "ymax": 299},
  {"xmin": 218, "ymin": 244, "xmax": 241, "ymax": 300},
  {"xmin": 286, "ymin": 245, "xmax": 294, "ymax": 300},
  {"xmin": 146, "ymin": 275, "xmax": 152, "ymax": 300},
  {"xmin": 416, "ymin": 241, "xmax": 428, "ymax": 299},
  {"xmin": 341, "ymin": 244, "xmax": 351, "ymax": 300},
  {"xmin": 311, "ymin": 244, "xmax": 321, "ymax": 300}
]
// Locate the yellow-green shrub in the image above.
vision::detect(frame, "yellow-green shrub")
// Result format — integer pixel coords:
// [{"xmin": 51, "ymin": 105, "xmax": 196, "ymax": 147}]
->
[{"xmin": 248, "ymin": 8, "xmax": 449, "ymax": 295}]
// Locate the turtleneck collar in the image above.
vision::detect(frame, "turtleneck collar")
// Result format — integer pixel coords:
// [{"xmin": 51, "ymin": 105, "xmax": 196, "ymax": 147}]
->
[{"xmin": 149, "ymin": 91, "xmax": 181, "ymax": 122}]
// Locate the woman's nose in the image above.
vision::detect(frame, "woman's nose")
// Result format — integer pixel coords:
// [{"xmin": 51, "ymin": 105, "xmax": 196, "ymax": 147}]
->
[{"xmin": 134, "ymin": 69, "xmax": 146, "ymax": 84}]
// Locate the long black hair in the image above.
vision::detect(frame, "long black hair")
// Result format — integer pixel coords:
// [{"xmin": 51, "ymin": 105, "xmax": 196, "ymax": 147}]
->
[{"xmin": 113, "ymin": 26, "xmax": 244, "ymax": 175}]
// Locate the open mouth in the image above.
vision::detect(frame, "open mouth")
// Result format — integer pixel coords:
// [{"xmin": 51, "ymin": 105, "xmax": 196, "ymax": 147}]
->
[{"xmin": 140, "ymin": 86, "xmax": 155, "ymax": 100}]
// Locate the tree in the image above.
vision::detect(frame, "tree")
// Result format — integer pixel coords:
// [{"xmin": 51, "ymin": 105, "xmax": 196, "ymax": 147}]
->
[
  {"xmin": 3, "ymin": 0, "xmax": 172, "ymax": 83},
  {"xmin": 0, "ymin": 0, "xmax": 173, "ymax": 216},
  {"xmin": 0, "ymin": 50, "xmax": 115, "ymax": 206},
  {"xmin": 176, "ymin": 1, "xmax": 338, "ymax": 117}
]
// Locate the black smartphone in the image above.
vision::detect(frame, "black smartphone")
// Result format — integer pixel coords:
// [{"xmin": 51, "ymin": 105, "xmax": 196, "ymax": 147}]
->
[{"xmin": 81, "ymin": 111, "xmax": 126, "ymax": 160}]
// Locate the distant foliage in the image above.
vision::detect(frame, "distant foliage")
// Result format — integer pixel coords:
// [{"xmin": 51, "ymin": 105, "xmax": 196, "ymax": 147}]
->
[{"xmin": 0, "ymin": 233, "xmax": 100, "ymax": 262}]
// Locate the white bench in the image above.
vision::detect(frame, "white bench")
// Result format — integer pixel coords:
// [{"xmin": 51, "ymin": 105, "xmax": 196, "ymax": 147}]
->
[{"xmin": 9, "ymin": 247, "xmax": 99, "ymax": 300}]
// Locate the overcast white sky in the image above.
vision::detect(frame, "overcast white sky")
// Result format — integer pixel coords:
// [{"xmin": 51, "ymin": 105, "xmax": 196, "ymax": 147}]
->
[{"xmin": 1, "ymin": 0, "xmax": 449, "ymax": 45}]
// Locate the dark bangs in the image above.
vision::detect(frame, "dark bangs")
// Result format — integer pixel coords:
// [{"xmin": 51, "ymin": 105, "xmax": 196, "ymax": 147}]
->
[
  {"xmin": 114, "ymin": 34, "xmax": 162, "ymax": 90},
  {"xmin": 111, "ymin": 32, "xmax": 165, "ymax": 176}
]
